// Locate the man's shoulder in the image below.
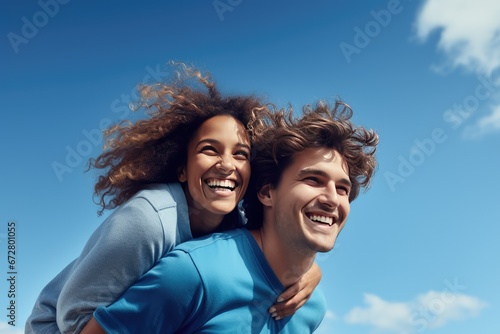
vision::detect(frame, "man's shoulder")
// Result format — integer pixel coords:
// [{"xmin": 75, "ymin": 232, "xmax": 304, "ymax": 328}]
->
[
  {"xmin": 174, "ymin": 228, "xmax": 248, "ymax": 253},
  {"xmin": 152, "ymin": 229, "xmax": 251, "ymax": 285},
  {"xmin": 168, "ymin": 229, "xmax": 259, "ymax": 291}
]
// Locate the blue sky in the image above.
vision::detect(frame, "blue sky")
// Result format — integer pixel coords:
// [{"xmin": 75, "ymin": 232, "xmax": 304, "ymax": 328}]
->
[{"xmin": 1, "ymin": 0, "xmax": 500, "ymax": 333}]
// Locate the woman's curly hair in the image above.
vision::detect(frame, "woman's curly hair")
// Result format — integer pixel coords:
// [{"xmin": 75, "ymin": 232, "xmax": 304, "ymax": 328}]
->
[
  {"xmin": 89, "ymin": 64, "xmax": 266, "ymax": 215},
  {"xmin": 243, "ymin": 100, "xmax": 379, "ymax": 229}
]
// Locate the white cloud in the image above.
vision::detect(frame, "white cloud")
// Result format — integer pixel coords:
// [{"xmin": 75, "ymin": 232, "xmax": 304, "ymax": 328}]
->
[
  {"xmin": 0, "ymin": 323, "xmax": 24, "ymax": 334},
  {"xmin": 415, "ymin": 0, "xmax": 500, "ymax": 76},
  {"xmin": 315, "ymin": 309, "xmax": 337, "ymax": 334},
  {"xmin": 462, "ymin": 105, "xmax": 500, "ymax": 139},
  {"xmin": 344, "ymin": 291, "xmax": 487, "ymax": 333},
  {"xmin": 415, "ymin": 0, "xmax": 500, "ymax": 139},
  {"xmin": 324, "ymin": 309, "xmax": 337, "ymax": 320},
  {"xmin": 345, "ymin": 294, "xmax": 412, "ymax": 332},
  {"xmin": 414, "ymin": 291, "xmax": 485, "ymax": 328}
]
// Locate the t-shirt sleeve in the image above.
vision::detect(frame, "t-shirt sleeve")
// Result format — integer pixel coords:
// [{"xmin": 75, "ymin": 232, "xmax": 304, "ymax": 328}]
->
[
  {"xmin": 94, "ymin": 250, "xmax": 204, "ymax": 334},
  {"xmin": 25, "ymin": 260, "xmax": 74, "ymax": 334},
  {"xmin": 56, "ymin": 198, "xmax": 169, "ymax": 333}
]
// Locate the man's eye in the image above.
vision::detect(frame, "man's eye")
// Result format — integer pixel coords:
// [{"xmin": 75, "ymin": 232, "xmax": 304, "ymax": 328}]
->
[
  {"xmin": 337, "ymin": 186, "xmax": 350, "ymax": 196},
  {"xmin": 303, "ymin": 177, "xmax": 320, "ymax": 184}
]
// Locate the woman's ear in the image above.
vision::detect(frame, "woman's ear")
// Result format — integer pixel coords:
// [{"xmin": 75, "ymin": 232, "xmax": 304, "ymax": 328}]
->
[
  {"xmin": 257, "ymin": 184, "xmax": 273, "ymax": 207},
  {"xmin": 178, "ymin": 166, "xmax": 187, "ymax": 183}
]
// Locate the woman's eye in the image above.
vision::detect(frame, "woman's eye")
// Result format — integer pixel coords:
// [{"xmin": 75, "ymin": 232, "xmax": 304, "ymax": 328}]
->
[
  {"xmin": 200, "ymin": 145, "xmax": 218, "ymax": 154},
  {"xmin": 234, "ymin": 150, "xmax": 250, "ymax": 160}
]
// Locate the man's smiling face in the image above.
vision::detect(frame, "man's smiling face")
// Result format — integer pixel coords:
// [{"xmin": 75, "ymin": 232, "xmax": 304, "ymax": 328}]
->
[{"xmin": 267, "ymin": 148, "xmax": 351, "ymax": 254}]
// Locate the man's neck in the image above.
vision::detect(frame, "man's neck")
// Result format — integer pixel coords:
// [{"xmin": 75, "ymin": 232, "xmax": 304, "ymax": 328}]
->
[{"xmin": 250, "ymin": 228, "xmax": 316, "ymax": 288}]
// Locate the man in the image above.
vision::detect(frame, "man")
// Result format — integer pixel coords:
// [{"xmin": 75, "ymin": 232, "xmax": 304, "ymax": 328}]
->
[{"xmin": 81, "ymin": 100, "xmax": 378, "ymax": 333}]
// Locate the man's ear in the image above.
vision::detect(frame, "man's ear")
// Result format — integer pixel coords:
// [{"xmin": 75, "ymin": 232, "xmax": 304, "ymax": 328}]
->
[
  {"xmin": 257, "ymin": 184, "xmax": 273, "ymax": 207},
  {"xmin": 178, "ymin": 166, "xmax": 187, "ymax": 183}
]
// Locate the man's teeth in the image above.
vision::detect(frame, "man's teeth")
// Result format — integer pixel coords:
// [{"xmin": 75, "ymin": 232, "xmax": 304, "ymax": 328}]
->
[
  {"xmin": 207, "ymin": 179, "xmax": 236, "ymax": 190},
  {"xmin": 309, "ymin": 214, "xmax": 334, "ymax": 226}
]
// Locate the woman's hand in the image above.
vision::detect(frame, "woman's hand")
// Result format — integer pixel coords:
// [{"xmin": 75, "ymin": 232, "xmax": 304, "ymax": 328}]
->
[{"xmin": 268, "ymin": 262, "xmax": 322, "ymax": 320}]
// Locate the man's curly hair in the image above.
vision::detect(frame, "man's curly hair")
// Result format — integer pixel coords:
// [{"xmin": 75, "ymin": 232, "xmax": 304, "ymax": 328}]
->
[
  {"xmin": 243, "ymin": 100, "xmax": 379, "ymax": 229},
  {"xmin": 89, "ymin": 64, "xmax": 266, "ymax": 215}
]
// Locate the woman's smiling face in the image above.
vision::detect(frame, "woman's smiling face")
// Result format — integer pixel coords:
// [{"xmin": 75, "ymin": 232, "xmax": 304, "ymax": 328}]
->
[{"xmin": 178, "ymin": 115, "xmax": 251, "ymax": 232}]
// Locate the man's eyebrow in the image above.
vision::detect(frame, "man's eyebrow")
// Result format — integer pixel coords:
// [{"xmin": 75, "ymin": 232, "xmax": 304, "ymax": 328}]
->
[
  {"xmin": 298, "ymin": 168, "xmax": 352, "ymax": 188},
  {"xmin": 196, "ymin": 138, "xmax": 251, "ymax": 150}
]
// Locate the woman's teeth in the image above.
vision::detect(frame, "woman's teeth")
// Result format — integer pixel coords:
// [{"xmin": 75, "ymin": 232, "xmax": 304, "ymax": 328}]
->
[{"xmin": 206, "ymin": 179, "xmax": 236, "ymax": 190}]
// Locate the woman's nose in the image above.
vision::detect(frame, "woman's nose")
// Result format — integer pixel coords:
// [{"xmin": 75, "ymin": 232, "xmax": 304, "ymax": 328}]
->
[{"xmin": 216, "ymin": 156, "xmax": 235, "ymax": 173}]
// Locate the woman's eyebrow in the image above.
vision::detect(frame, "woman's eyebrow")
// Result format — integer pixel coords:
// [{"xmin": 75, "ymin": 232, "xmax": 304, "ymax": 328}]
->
[{"xmin": 235, "ymin": 142, "xmax": 251, "ymax": 150}]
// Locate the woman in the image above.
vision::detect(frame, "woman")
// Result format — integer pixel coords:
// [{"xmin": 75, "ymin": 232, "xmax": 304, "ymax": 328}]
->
[{"xmin": 26, "ymin": 65, "xmax": 321, "ymax": 334}]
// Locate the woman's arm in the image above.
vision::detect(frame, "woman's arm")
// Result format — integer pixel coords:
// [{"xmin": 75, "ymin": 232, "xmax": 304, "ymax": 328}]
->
[
  {"xmin": 56, "ymin": 198, "xmax": 167, "ymax": 333},
  {"xmin": 268, "ymin": 262, "xmax": 322, "ymax": 320}
]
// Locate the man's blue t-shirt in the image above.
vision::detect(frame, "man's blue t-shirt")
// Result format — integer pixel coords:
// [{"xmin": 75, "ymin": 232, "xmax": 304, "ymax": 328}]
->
[{"xmin": 94, "ymin": 229, "xmax": 326, "ymax": 333}]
